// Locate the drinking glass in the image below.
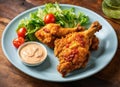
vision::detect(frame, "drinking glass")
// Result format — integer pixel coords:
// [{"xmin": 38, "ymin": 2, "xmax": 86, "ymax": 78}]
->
[{"xmin": 102, "ymin": 0, "xmax": 120, "ymax": 19}]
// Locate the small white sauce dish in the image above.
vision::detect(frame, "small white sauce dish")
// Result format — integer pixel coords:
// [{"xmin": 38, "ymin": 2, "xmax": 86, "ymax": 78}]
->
[{"xmin": 17, "ymin": 41, "xmax": 47, "ymax": 66}]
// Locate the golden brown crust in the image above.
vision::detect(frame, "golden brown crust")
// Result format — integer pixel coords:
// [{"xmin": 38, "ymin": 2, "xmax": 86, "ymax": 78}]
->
[
  {"xmin": 35, "ymin": 23, "xmax": 85, "ymax": 48},
  {"xmin": 54, "ymin": 21, "xmax": 102, "ymax": 77},
  {"xmin": 35, "ymin": 21, "xmax": 102, "ymax": 77}
]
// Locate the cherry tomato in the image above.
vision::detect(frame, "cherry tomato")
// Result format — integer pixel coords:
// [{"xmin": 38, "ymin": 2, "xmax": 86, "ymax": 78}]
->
[
  {"xmin": 13, "ymin": 37, "xmax": 25, "ymax": 48},
  {"xmin": 44, "ymin": 13, "xmax": 56, "ymax": 24},
  {"xmin": 17, "ymin": 27, "xmax": 27, "ymax": 38}
]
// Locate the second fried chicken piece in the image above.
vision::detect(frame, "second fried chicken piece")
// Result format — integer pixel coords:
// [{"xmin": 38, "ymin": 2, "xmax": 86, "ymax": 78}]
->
[
  {"xmin": 35, "ymin": 23, "xmax": 85, "ymax": 48},
  {"xmin": 54, "ymin": 21, "xmax": 102, "ymax": 77}
]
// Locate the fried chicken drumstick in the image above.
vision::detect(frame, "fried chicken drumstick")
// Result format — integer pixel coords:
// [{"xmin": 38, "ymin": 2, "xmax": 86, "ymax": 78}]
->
[
  {"xmin": 35, "ymin": 23, "xmax": 85, "ymax": 48},
  {"xmin": 54, "ymin": 21, "xmax": 102, "ymax": 77}
]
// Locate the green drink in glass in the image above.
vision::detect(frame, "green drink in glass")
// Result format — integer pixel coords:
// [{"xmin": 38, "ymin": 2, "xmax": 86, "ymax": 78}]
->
[{"xmin": 102, "ymin": 0, "xmax": 120, "ymax": 19}]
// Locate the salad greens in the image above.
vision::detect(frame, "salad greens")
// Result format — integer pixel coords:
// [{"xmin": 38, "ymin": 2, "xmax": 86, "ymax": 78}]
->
[{"xmin": 17, "ymin": 3, "xmax": 89, "ymax": 41}]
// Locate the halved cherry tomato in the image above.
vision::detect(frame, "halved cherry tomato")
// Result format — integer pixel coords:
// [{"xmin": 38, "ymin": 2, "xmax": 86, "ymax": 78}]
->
[
  {"xmin": 13, "ymin": 37, "xmax": 25, "ymax": 48},
  {"xmin": 17, "ymin": 27, "xmax": 27, "ymax": 38},
  {"xmin": 44, "ymin": 13, "xmax": 56, "ymax": 24}
]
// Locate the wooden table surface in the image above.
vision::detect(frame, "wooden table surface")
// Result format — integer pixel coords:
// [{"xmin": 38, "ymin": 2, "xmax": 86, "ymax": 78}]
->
[{"xmin": 0, "ymin": 0, "xmax": 120, "ymax": 87}]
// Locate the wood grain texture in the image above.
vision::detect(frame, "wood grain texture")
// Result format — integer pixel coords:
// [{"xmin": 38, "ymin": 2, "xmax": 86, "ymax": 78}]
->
[{"xmin": 0, "ymin": 0, "xmax": 120, "ymax": 87}]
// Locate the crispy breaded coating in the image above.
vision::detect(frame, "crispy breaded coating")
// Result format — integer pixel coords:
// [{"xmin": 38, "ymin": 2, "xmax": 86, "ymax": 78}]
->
[
  {"xmin": 54, "ymin": 21, "xmax": 102, "ymax": 77},
  {"xmin": 35, "ymin": 23, "xmax": 85, "ymax": 48}
]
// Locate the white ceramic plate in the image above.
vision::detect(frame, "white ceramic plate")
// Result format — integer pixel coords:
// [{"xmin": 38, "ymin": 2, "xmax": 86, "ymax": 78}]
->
[{"xmin": 1, "ymin": 4, "xmax": 118, "ymax": 82}]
